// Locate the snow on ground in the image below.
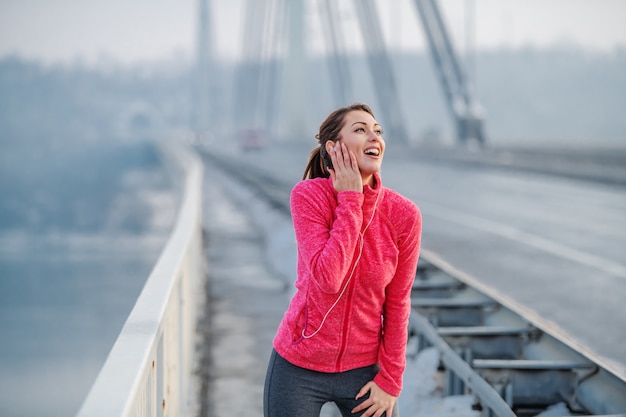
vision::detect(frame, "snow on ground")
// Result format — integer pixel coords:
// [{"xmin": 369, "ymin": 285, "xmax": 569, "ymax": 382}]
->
[{"xmin": 399, "ymin": 346, "xmax": 478, "ymax": 417}]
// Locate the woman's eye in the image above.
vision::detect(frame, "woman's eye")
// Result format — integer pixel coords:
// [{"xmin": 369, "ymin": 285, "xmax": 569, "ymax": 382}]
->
[
  {"xmin": 375, "ymin": 129, "xmax": 383, "ymax": 135},
  {"xmin": 355, "ymin": 127, "xmax": 365, "ymax": 133}
]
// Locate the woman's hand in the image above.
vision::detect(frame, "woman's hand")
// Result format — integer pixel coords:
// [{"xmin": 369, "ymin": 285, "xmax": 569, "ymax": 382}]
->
[
  {"xmin": 328, "ymin": 142, "xmax": 362, "ymax": 193},
  {"xmin": 352, "ymin": 381, "xmax": 397, "ymax": 417}
]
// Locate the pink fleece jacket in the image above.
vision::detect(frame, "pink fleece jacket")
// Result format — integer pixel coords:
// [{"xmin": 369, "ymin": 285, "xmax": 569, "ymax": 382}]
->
[{"xmin": 273, "ymin": 173, "xmax": 422, "ymax": 397}]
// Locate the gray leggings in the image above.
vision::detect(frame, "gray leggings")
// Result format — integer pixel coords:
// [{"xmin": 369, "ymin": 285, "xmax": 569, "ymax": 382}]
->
[{"xmin": 263, "ymin": 349, "xmax": 399, "ymax": 417}]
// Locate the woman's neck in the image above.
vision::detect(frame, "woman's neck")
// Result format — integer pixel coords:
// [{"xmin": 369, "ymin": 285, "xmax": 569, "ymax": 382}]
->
[{"xmin": 362, "ymin": 172, "xmax": 379, "ymax": 190}]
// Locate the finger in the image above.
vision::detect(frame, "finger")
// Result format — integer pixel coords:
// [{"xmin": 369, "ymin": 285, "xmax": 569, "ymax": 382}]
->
[
  {"xmin": 351, "ymin": 398, "xmax": 372, "ymax": 414},
  {"xmin": 341, "ymin": 143, "xmax": 351, "ymax": 165},
  {"xmin": 355, "ymin": 382, "xmax": 372, "ymax": 400},
  {"xmin": 331, "ymin": 145, "xmax": 346, "ymax": 170},
  {"xmin": 329, "ymin": 146, "xmax": 338, "ymax": 164},
  {"xmin": 339, "ymin": 145, "xmax": 351, "ymax": 169},
  {"xmin": 348, "ymin": 149, "xmax": 359, "ymax": 171}
]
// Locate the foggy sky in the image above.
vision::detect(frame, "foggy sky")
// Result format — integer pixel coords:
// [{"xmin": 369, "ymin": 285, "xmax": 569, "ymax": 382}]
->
[{"xmin": 0, "ymin": 0, "xmax": 625, "ymax": 67}]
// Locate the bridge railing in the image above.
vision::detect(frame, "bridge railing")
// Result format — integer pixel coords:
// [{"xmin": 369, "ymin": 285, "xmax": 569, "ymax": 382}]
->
[{"xmin": 76, "ymin": 142, "xmax": 205, "ymax": 417}]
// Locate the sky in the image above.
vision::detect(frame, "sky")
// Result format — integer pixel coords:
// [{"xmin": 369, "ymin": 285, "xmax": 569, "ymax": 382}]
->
[{"xmin": 0, "ymin": 0, "xmax": 625, "ymax": 67}]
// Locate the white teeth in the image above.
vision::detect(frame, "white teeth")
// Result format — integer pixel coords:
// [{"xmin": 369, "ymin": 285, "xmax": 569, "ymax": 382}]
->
[{"xmin": 365, "ymin": 148, "xmax": 380, "ymax": 156}]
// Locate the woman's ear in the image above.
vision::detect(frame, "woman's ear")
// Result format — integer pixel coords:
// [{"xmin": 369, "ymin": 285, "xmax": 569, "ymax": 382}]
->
[
  {"xmin": 322, "ymin": 141, "xmax": 335, "ymax": 170},
  {"xmin": 325, "ymin": 141, "xmax": 336, "ymax": 155}
]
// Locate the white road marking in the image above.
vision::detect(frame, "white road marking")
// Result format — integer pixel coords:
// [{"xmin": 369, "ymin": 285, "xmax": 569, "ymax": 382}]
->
[{"xmin": 424, "ymin": 203, "xmax": 626, "ymax": 280}]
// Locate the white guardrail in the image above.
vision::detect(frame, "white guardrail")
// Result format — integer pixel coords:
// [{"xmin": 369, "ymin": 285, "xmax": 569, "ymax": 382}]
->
[{"xmin": 76, "ymin": 142, "xmax": 205, "ymax": 417}]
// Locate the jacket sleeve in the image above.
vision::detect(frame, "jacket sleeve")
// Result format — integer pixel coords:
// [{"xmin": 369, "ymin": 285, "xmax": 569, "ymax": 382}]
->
[
  {"xmin": 374, "ymin": 203, "xmax": 422, "ymax": 396},
  {"xmin": 290, "ymin": 181, "xmax": 364, "ymax": 294}
]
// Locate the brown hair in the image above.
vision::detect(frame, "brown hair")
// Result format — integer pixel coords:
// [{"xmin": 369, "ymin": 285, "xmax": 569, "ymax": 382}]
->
[{"xmin": 302, "ymin": 103, "xmax": 375, "ymax": 180}]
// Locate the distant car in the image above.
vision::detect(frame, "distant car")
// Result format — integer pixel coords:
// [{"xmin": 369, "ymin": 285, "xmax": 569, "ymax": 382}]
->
[{"xmin": 240, "ymin": 128, "xmax": 265, "ymax": 151}]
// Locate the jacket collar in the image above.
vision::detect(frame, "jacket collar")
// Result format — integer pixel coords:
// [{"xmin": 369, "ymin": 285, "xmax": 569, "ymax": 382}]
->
[{"xmin": 363, "ymin": 172, "xmax": 382, "ymax": 208}]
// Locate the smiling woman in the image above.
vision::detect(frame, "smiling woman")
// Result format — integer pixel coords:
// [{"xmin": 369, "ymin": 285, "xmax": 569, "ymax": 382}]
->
[
  {"xmin": 325, "ymin": 110, "xmax": 386, "ymax": 189},
  {"xmin": 264, "ymin": 103, "xmax": 423, "ymax": 417},
  {"xmin": 302, "ymin": 103, "xmax": 384, "ymax": 186}
]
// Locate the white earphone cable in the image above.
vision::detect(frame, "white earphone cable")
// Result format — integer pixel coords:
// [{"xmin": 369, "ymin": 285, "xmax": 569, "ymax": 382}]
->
[{"xmin": 301, "ymin": 188, "xmax": 382, "ymax": 339}]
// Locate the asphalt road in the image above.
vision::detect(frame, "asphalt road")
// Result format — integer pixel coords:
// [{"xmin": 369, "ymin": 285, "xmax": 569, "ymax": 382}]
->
[{"xmin": 384, "ymin": 147, "xmax": 626, "ymax": 380}]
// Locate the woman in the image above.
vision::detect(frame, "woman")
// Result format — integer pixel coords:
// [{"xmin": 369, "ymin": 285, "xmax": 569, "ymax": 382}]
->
[{"xmin": 264, "ymin": 103, "xmax": 422, "ymax": 417}]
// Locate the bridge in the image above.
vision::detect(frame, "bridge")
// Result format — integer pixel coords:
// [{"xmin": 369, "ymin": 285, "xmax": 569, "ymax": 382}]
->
[
  {"xmin": 194, "ymin": 0, "xmax": 485, "ymax": 148},
  {"xmin": 74, "ymin": 138, "xmax": 626, "ymax": 417},
  {"xmin": 55, "ymin": 0, "xmax": 626, "ymax": 416}
]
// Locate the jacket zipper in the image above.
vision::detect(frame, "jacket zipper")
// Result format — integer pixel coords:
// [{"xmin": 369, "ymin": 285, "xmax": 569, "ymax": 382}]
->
[{"xmin": 335, "ymin": 275, "xmax": 356, "ymax": 371}]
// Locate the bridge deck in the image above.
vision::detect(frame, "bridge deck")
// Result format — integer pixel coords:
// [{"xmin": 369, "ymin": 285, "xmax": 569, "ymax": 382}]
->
[
  {"xmin": 199, "ymin": 158, "xmax": 290, "ymax": 416},
  {"xmin": 198, "ymin": 143, "xmax": 626, "ymax": 416}
]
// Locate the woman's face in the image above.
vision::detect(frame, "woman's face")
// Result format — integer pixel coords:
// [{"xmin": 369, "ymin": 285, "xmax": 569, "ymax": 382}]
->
[{"xmin": 334, "ymin": 110, "xmax": 385, "ymax": 185}]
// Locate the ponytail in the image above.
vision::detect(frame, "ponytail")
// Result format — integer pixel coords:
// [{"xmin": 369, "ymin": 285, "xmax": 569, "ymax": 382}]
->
[{"xmin": 302, "ymin": 146, "xmax": 329, "ymax": 180}]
